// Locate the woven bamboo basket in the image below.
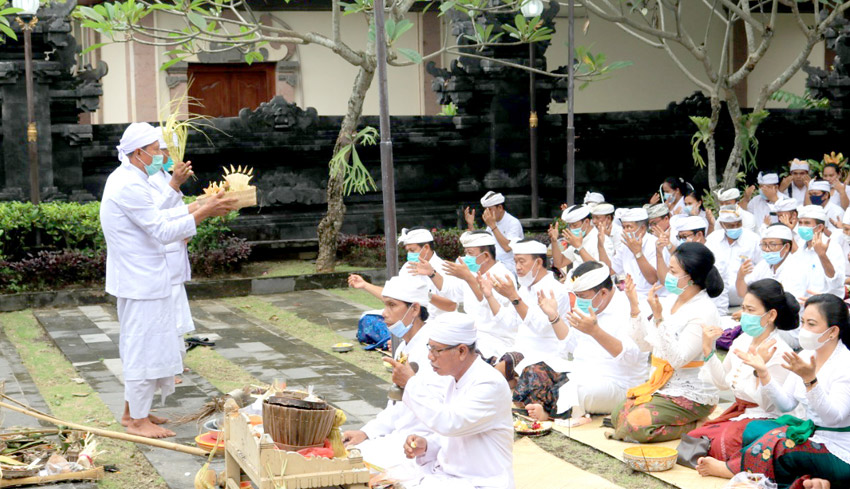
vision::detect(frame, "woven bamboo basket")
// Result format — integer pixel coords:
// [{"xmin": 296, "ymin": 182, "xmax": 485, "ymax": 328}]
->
[
  {"xmin": 262, "ymin": 393, "xmax": 335, "ymax": 451},
  {"xmin": 196, "ymin": 187, "xmax": 257, "ymax": 209}
]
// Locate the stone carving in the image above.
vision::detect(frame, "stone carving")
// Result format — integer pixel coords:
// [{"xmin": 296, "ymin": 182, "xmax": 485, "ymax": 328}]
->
[
  {"xmin": 805, "ymin": 13, "xmax": 850, "ymax": 108},
  {"xmin": 238, "ymin": 95, "xmax": 318, "ymax": 132}
]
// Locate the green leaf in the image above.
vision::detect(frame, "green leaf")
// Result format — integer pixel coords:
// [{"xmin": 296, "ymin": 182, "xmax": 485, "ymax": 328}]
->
[
  {"xmin": 397, "ymin": 47, "xmax": 422, "ymax": 64},
  {"xmin": 80, "ymin": 42, "xmax": 108, "ymax": 55},
  {"xmin": 515, "ymin": 14, "xmax": 527, "ymax": 34},
  {"xmin": 393, "ymin": 19, "xmax": 414, "ymax": 41},
  {"xmin": 186, "ymin": 11, "xmax": 208, "ymax": 30},
  {"xmin": 0, "ymin": 23, "xmax": 16, "ymax": 41},
  {"xmin": 160, "ymin": 55, "xmax": 189, "ymax": 71},
  {"xmin": 78, "ymin": 6, "xmax": 105, "ymax": 22},
  {"xmin": 385, "ymin": 18, "xmax": 396, "ymax": 42}
]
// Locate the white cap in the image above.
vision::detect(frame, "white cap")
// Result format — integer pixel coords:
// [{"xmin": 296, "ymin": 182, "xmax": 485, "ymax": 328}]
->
[
  {"xmin": 620, "ymin": 208, "xmax": 649, "ymax": 222},
  {"xmin": 567, "ymin": 264, "xmax": 611, "ymax": 293},
  {"xmin": 510, "ymin": 239, "xmax": 548, "ymax": 255},
  {"xmin": 773, "ymin": 198, "xmax": 799, "ymax": 213},
  {"xmin": 116, "ymin": 122, "xmax": 160, "ymax": 165},
  {"xmin": 798, "ymin": 205, "xmax": 827, "ymax": 221},
  {"xmin": 757, "ymin": 172, "xmax": 779, "ymax": 185},
  {"xmin": 460, "ymin": 231, "xmax": 496, "ymax": 248},
  {"xmin": 382, "ymin": 276, "xmax": 430, "ymax": 305},
  {"xmin": 790, "ymin": 158, "xmax": 809, "ymax": 172},
  {"xmin": 809, "ymin": 180, "xmax": 831, "ymax": 193},
  {"xmin": 561, "ymin": 204, "xmax": 591, "ymax": 223},
  {"xmin": 156, "ymin": 126, "xmax": 179, "ymax": 150},
  {"xmin": 718, "ymin": 208, "xmax": 742, "ymax": 223},
  {"xmin": 480, "ymin": 191, "xmax": 505, "ymax": 207},
  {"xmin": 763, "ymin": 224, "xmax": 794, "ymax": 241},
  {"xmin": 583, "ymin": 192, "xmax": 605, "ymax": 206},
  {"xmin": 591, "ymin": 203, "xmax": 615, "ymax": 216},
  {"xmin": 677, "ymin": 216, "xmax": 708, "ymax": 232},
  {"xmin": 429, "ymin": 312, "xmax": 477, "ymax": 346},
  {"xmin": 398, "ymin": 228, "xmax": 434, "ymax": 245},
  {"xmin": 716, "ymin": 188, "xmax": 741, "ymax": 201}
]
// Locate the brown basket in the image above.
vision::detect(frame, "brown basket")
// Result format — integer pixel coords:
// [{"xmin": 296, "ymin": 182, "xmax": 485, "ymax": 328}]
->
[
  {"xmin": 262, "ymin": 398, "xmax": 336, "ymax": 450},
  {"xmin": 196, "ymin": 187, "xmax": 257, "ymax": 209}
]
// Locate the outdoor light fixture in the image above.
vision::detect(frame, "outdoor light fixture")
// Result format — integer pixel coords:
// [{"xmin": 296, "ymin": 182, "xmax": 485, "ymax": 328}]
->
[
  {"xmin": 520, "ymin": 0, "xmax": 544, "ymax": 18},
  {"xmin": 14, "ymin": 0, "xmax": 41, "ymax": 204},
  {"xmin": 12, "ymin": 0, "xmax": 39, "ymax": 16}
]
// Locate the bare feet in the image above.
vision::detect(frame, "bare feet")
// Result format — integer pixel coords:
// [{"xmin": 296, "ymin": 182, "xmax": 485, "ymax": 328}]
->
[
  {"xmin": 696, "ymin": 457, "xmax": 734, "ymax": 479},
  {"xmin": 121, "ymin": 413, "xmax": 169, "ymax": 427},
  {"xmin": 175, "ymin": 376, "xmax": 183, "ymax": 385},
  {"xmin": 526, "ymin": 403, "xmax": 551, "ymax": 421},
  {"xmin": 126, "ymin": 417, "xmax": 176, "ymax": 439}
]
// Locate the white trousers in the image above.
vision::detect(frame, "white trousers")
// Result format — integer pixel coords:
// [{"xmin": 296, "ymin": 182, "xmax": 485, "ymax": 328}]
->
[
  {"xmin": 171, "ymin": 283, "xmax": 195, "ymax": 336},
  {"xmin": 355, "ymin": 432, "xmax": 410, "ymax": 472},
  {"xmin": 125, "ymin": 377, "xmax": 176, "ymax": 419},
  {"xmin": 556, "ymin": 378, "xmax": 627, "ymax": 416}
]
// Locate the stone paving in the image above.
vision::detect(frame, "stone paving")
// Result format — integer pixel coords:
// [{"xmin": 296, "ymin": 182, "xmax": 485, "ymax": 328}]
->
[{"xmin": 31, "ymin": 291, "xmax": 391, "ymax": 489}]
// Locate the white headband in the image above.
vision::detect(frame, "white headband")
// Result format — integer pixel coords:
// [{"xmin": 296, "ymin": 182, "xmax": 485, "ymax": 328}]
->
[
  {"xmin": 763, "ymin": 225, "xmax": 794, "ymax": 241},
  {"xmin": 117, "ymin": 122, "xmax": 160, "ymax": 166},
  {"xmin": 398, "ymin": 228, "xmax": 434, "ymax": 245},
  {"xmin": 809, "ymin": 181, "xmax": 831, "ymax": 193},
  {"xmin": 382, "ymin": 276, "xmax": 430, "ymax": 305},
  {"xmin": 716, "ymin": 188, "xmax": 740, "ymax": 201},
  {"xmin": 510, "ymin": 239, "xmax": 547, "ymax": 255},
  {"xmin": 677, "ymin": 216, "xmax": 708, "ymax": 232},
  {"xmin": 621, "ymin": 208, "xmax": 649, "ymax": 222},
  {"xmin": 798, "ymin": 205, "xmax": 826, "ymax": 221},
  {"xmin": 591, "ymin": 203, "xmax": 615, "ymax": 216},
  {"xmin": 583, "ymin": 192, "xmax": 605, "ymax": 205},
  {"xmin": 480, "ymin": 191, "xmax": 505, "ymax": 207},
  {"xmin": 645, "ymin": 204, "xmax": 668, "ymax": 219},
  {"xmin": 567, "ymin": 264, "xmax": 611, "ymax": 293},
  {"xmin": 460, "ymin": 231, "xmax": 496, "ymax": 248},
  {"xmin": 757, "ymin": 172, "xmax": 779, "ymax": 185},
  {"xmin": 429, "ymin": 312, "xmax": 477, "ymax": 345},
  {"xmin": 561, "ymin": 205, "xmax": 591, "ymax": 223},
  {"xmin": 772, "ymin": 198, "xmax": 799, "ymax": 213},
  {"xmin": 717, "ymin": 208, "xmax": 742, "ymax": 223},
  {"xmin": 789, "ymin": 159, "xmax": 809, "ymax": 172}
]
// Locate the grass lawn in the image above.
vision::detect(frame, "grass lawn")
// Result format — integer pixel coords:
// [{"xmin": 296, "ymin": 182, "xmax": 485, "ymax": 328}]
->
[
  {"xmin": 224, "ymin": 297, "xmax": 391, "ymax": 383},
  {"xmin": 0, "ymin": 311, "xmax": 167, "ymax": 489},
  {"xmin": 238, "ymin": 260, "xmax": 374, "ymax": 279},
  {"xmin": 183, "ymin": 346, "xmax": 260, "ymax": 394}
]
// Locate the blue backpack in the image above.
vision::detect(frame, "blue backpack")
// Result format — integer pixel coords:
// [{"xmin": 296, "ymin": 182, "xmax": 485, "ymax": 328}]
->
[{"xmin": 357, "ymin": 310, "xmax": 390, "ymax": 350}]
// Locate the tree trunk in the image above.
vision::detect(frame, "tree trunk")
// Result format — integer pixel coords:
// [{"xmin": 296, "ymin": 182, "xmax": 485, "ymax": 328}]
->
[
  {"xmin": 315, "ymin": 65, "xmax": 377, "ymax": 273},
  {"xmin": 720, "ymin": 94, "xmax": 746, "ymax": 190},
  {"xmin": 705, "ymin": 94, "xmax": 722, "ymax": 191}
]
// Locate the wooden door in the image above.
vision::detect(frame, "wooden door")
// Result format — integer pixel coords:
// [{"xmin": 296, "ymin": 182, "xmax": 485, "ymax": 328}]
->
[{"xmin": 187, "ymin": 63, "xmax": 275, "ymax": 118}]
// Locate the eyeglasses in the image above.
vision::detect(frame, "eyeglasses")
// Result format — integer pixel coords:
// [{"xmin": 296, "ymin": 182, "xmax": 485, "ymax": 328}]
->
[
  {"xmin": 427, "ymin": 344, "xmax": 460, "ymax": 355},
  {"xmin": 760, "ymin": 241, "xmax": 786, "ymax": 252},
  {"xmin": 677, "ymin": 233, "xmax": 695, "ymax": 241}
]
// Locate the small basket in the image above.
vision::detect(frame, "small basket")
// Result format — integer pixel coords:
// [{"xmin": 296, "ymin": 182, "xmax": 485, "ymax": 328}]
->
[
  {"xmin": 622, "ymin": 446, "xmax": 677, "ymax": 472},
  {"xmin": 197, "ymin": 187, "xmax": 257, "ymax": 209},
  {"xmin": 262, "ymin": 392, "xmax": 335, "ymax": 450}
]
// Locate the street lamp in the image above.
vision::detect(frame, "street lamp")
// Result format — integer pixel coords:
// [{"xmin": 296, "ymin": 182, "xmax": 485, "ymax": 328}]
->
[
  {"xmin": 521, "ymin": 0, "xmax": 543, "ymax": 218},
  {"xmin": 13, "ymin": 0, "xmax": 40, "ymax": 205}
]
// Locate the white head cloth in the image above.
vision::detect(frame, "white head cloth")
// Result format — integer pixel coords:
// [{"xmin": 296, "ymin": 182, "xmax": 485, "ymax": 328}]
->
[
  {"xmin": 429, "ymin": 312, "xmax": 477, "ymax": 346},
  {"xmin": 798, "ymin": 205, "xmax": 827, "ymax": 221},
  {"xmin": 382, "ymin": 276, "xmax": 430, "ymax": 305},
  {"xmin": 809, "ymin": 180, "xmax": 831, "ymax": 193},
  {"xmin": 757, "ymin": 172, "xmax": 779, "ymax": 185},
  {"xmin": 480, "ymin": 191, "xmax": 505, "ymax": 207},
  {"xmin": 561, "ymin": 204, "xmax": 591, "ymax": 223},
  {"xmin": 763, "ymin": 224, "xmax": 794, "ymax": 241},
  {"xmin": 790, "ymin": 159, "xmax": 810, "ymax": 172},
  {"xmin": 156, "ymin": 126, "xmax": 179, "ymax": 150},
  {"xmin": 510, "ymin": 239, "xmax": 547, "ymax": 255},
  {"xmin": 678, "ymin": 216, "xmax": 708, "ymax": 232},
  {"xmin": 773, "ymin": 198, "xmax": 799, "ymax": 213},
  {"xmin": 621, "ymin": 208, "xmax": 649, "ymax": 222},
  {"xmin": 645, "ymin": 204, "xmax": 669, "ymax": 219},
  {"xmin": 567, "ymin": 264, "xmax": 611, "ymax": 293},
  {"xmin": 843, "ymin": 207, "xmax": 850, "ymax": 225},
  {"xmin": 583, "ymin": 192, "xmax": 605, "ymax": 206},
  {"xmin": 460, "ymin": 231, "xmax": 496, "ymax": 248},
  {"xmin": 116, "ymin": 122, "xmax": 159, "ymax": 166},
  {"xmin": 398, "ymin": 228, "xmax": 434, "ymax": 245},
  {"xmin": 591, "ymin": 203, "xmax": 615, "ymax": 216},
  {"xmin": 718, "ymin": 208, "xmax": 742, "ymax": 223},
  {"xmin": 716, "ymin": 188, "xmax": 741, "ymax": 201}
]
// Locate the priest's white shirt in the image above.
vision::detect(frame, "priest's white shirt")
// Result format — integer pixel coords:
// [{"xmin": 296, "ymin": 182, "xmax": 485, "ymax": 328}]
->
[
  {"xmin": 148, "ymin": 170, "xmax": 192, "ymax": 285},
  {"xmin": 611, "ymin": 232, "xmax": 659, "ymax": 300},
  {"xmin": 790, "ymin": 184, "xmax": 808, "ymax": 206},
  {"xmin": 486, "ymin": 212, "xmax": 524, "ymax": 273},
  {"xmin": 828, "ymin": 185, "xmax": 850, "ymax": 210},
  {"xmin": 745, "ymin": 257, "xmax": 804, "ymax": 300},
  {"xmin": 555, "ymin": 291, "xmax": 649, "ymax": 415},
  {"xmin": 706, "ymin": 228, "xmax": 762, "ymax": 307},
  {"xmin": 558, "ymin": 226, "xmax": 600, "ymax": 267},
  {"xmin": 787, "ymin": 236, "xmax": 846, "ymax": 299},
  {"xmin": 747, "ymin": 193, "xmax": 788, "ymax": 230},
  {"xmin": 403, "ymin": 357, "xmax": 514, "ymax": 489},
  {"xmin": 440, "ymin": 262, "xmax": 518, "ymax": 358},
  {"xmin": 761, "ymin": 343, "xmax": 850, "ymax": 465},
  {"xmin": 629, "ymin": 290, "xmax": 721, "ymax": 406},
  {"xmin": 700, "ymin": 330, "xmax": 798, "ymax": 421}
]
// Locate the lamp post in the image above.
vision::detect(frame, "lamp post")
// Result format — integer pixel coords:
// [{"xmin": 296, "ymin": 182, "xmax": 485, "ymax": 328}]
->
[
  {"xmin": 566, "ymin": 0, "xmax": 575, "ymax": 205},
  {"xmin": 13, "ymin": 0, "xmax": 40, "ymax": 205},
  {"xmin": 520, "ymin": 0, "xmax": 543, "ymax": 218}
]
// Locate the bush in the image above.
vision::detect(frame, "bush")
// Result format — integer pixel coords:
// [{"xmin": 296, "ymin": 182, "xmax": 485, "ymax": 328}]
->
[
  {"xmin": 189, "ymin": 236, "xmax": 253, "ymax": 277},
  {"xmin": 0, "ymin": 250, "xmax": 105, "ymax": 293}
]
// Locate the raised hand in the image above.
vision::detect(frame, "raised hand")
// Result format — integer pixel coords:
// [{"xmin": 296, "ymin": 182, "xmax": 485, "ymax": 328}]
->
[
  {"xmin": 403, "ymin": 434, "xmax": 427, "ymax": 459},
  {"xmin": 443, "ymin": 260, "xmax": 473, "ymax": 281},
  {"xmin": 779, "ymin": 213, "xmax": 795, "ymax": 228},
  {"xmin": 478, "ymin": 273, "xmax": 494, "ymax": 298},
  {"xmin": 649, "ymin": 192, "xmax": 661, "ymax": 205},
  {"xmin": 622, "ymin": 232, "xmax": 643, "ymax": 256},
  {"xmin": 737, "ymin": 259, "xmax": 754, "ymax": 279},
  {"xmin": 830, "ymin": 217, "xmax": 843, "ymax": 231},
  {"xmin": 654, "ymin": 225, "xmax": 670, "ymax": 250},
  {"xmin": 547, "ymin": 224, "xmax": 560, "ymax": 245},
  {"xmin": 647, "ymin": 283, "xmax": 663, "ymax": 322},
  {"xmin": 744, "ymin": 185, "xmax": 756, "ymax": 200},
  {"xmin": 755, "ymin": 338, "xmax": 778, "ymax": 365},
  {"xmin": 170, "ymin": 159, "xmax": 193, "ymax": 187},
  {"xmin": 537, "ymin": 289, "xmax": 559, "ymax": 320},
  {"xmin": 734, "ymin": 344, "xmax": 771, "ymax": 377},
  {"xmin": 481, "ymin": 207, "xmax": 497, "ymax": 228},
  {"xmin": 492, "ymin": 275, "xmax": 518, "ymax": 300},
  {"xmin": 701, "ymin": 324, "xmax": 723, "ymax": 357},
  {"xmin": 566, "ymin": 307, "xmax": 599, "ymax": 335},
  {"xmin": 413, "ymin": 259, "xmax": 435, "ymax": 277},
  {"xmin": 348, "ymin": 274, "xmax": 368, "ymax": 289},
  {"xmin": 781, "ymin": 351, "xmax": 817, "ymax": 383},
  {"xmin": 812, "ymin": 230, "xmax": 829, "ymax": 256},
  {"xmin": 464, "ymin": 206, "xmax": 476, "ymax": 228},
  {"xmin": 624, "ymin": 274, "xmax": 639, "ymax": 312},
  {"xmin": 562, "ymin": 228, "xmax": 583, "ymax": 249}
]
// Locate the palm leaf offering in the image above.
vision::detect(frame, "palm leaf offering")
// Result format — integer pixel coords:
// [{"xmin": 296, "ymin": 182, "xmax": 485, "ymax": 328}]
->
[
  {"xmin": 158, "ymin": 80, "xmax": 224, "ymax": 179},
  {"xmin": 199, "ymin": 165, "xmax": 258, "ymax": 209}
]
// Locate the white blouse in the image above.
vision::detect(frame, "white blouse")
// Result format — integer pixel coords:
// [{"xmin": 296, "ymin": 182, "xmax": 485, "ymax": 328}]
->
[{"xmin": 630, "ymin": 290, "xmax": 721, "ymax": 406}]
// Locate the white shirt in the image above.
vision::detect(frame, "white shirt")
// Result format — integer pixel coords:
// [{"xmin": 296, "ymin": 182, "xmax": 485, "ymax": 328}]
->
[
  {"xmin": 747, "ymin": 193, "xmax": 788, "ymax": 230},
  {"xmin": 486, "ymin": 212, "xmax": 524, "ymax": 273},
  {"xmin": 611, "ymin": 231, "xmax": 659, "ymax": 299},
  {"xmin": 555, "ymin": 226, "xmax": 600, "ymax": 268},
  {"xmin": 788, "ymin": 236, "xmax": 846, "ymax": 298},
  {"xmin": 100, "ymin": 162, "xmax": 196, "ymax": 300},
  {"xmin": 629, "ymin": 290, "xmax": 721, "ymax": 406},
  {"xmin": 440, "ymin": 262, "xmax": 518, "ymax": 358},
  {"xmin": 790, "ymin": 183, "xmax": 809, "ymax": 206},
  {"xmin": 763, "ymin": 343, "xmax": 850, "ymax": 465},
  {"xmin": 745, "ymin": 256, "xmax": 803, "ymax": 300},
  {"xmin": 400, "ymin": 253, "xmax": 453, "ymax": 318},
  {"xmin": 824, "ymin": 202, "xmax": 845, "ymax": 232},
  {"xmin": 829, "ymin": 185, "xmax": 850, "ymax": 210},
  {"xmin": 700, "ymin": 330, "xmax": 797, "ymax": 421},
  {"xmin": 148, "ymin": 170, "xmax": 192, "ymax": 285},
  {"xmin": 706, "ymin": 228, "xmax": 762, "ymax": 307},
  {"xmin": 837, "ymin": 233, "xmax": 850, "ymax": 279},
  {"xmin": 404, "ymin": 357, "xmax": 514, "ymax": 489}
]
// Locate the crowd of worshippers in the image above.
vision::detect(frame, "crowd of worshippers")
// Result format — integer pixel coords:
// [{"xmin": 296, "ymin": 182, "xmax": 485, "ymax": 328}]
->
[{"xmin": 343, "ymin": 165, "xmax": 850, "ymax": 489}]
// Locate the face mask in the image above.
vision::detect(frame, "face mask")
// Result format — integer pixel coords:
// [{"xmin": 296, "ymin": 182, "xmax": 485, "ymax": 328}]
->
[
  {"xmin": 763, "ymin": 250, "xmax": 785, "ymax": 265},
  {"xmin": 798, "ymin": 327, "xmax": 833, "ymax": 351},
  {"xmin": 138, "ymin": 149, "xmax": 163, "ymax": 176},
  {"xmin": 407, "ymin": 252, "xmax": 420, "ymax": 263},
  {"xmin": 575, "ymin": 290, "xmax": 600, "ymax": 315},
  {"xmin": 664, "ymin": 272, "xmax": 686, "ymax": 295},
  {"xmin": 570, "ymin": 228, "xmax": 585, "ymax": 238},
  {"xmin": 663, "ymin": 192, "xmax": 673, "ymax": 202},
  {"xmin": 462, "ymin": 254, "xmax": 481, "ymax": 273},
  {"xmin": 725, "ymin": 227, "xmax": 743, "ymax": 240},
  {"xmin": 740, "ymin": 312, "xmax": 767, "ymax": 337},
  {"xmin": 163, "ymin": 157, "xmax": 175, "ymax": 172},
  {"xmin": 684, "ymin": 205, "xmax": 692, "ymax": 215},
  {"xmin": 797, "ymin": 226, "xmax": 814, "ymax": 242},
  {"xmin": 810, "ymin": 194, "xmax": 824, "ymax": 206},
  {"xmin": 518, "ymin": 262, "xmax": 541, "ymax": 288},
  {"xmin": 388, "ymin": 305, "xmax": 414, "ymax": 337}
]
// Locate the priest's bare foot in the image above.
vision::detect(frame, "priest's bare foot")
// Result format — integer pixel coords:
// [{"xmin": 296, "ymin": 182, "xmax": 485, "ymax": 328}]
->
[
  {"xmin": 175, "ymin": 376, "xmax": 183, "ymax": 385},
  {"xmin": 696, "ymin": 457, "xmax": 734, "ymax": 479},
  {"xmin": 526, "ymin": 404, "xmax": 550, "ymax": 421},
  {"xmin": 126, "ymin": 418, "xmax": 175, "ymax": 439},
  {"xmin": 122, "ymin": 413, "xmax": 168, "ymax": 426}
]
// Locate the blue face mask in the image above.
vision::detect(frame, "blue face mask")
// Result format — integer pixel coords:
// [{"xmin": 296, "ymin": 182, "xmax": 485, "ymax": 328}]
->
[
  {"xmin": 740, "ymin": 312, "xmax": 767, "ymax": 337},
  {"xmin": 462, "ymin": 254, "xmax": 481, "ymax": 273},
  {"xmin": 407, "ymin": 252, "xmax": 420, "ymax": 263},
  {"xmin": 664, "ymin": 272, "xmax": 687, "ymax": 295},
  {"xmin": 141, "ymin": 151, "xmax": 164, "ymax": 176},
  {"xmin": 575, "ymin": 290, "xmax": 600, "ymax": 315},
  {"xmin": 684, "ymin": 205, "xmax": 692, "ymax": 215},
  {"xmin": 663, "ymin": 192, "xmax": 673, "ymax": 202},
  {"xmin": 797, "ymin": 226, "xmax": 815, "ymax": 242},
  {"xmin": 763, "ymin": 249, "xmax": 785, "ymax": 265},
  {"xmin": 163, "ymin": 157, "xmax": 175, "ymax": 172},
  {"xmin": 725, "ymin": 227, "xmax": 743, "ymax": 240},
  {"xmin": 810, "ymin": 194, "xmax": 824, "ymax": 206},
  {"xmin": 388, "ymin": 305, "xmax": 414, "ymax": 337},
  {"xmin": 570, "ymin": 228, "xmax": 585, "ymax": 238}
]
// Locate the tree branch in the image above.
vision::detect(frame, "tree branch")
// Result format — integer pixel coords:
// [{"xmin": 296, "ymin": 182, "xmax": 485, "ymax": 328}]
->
[
  {"xmin": 717, "ymin": 0, "xmax": 765, "ymax": 34},
  {"xmin": 332, "ymin": 0, "xmax": 341, "ymax": 45}
]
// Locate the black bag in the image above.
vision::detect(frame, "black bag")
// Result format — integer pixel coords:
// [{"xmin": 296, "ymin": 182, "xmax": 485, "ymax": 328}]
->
[{"xmin": 676, "ymin": 433, "xmax": 711, "ymax": 469}]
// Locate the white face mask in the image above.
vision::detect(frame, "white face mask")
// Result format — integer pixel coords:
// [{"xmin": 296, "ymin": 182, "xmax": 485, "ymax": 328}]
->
[
  {"xmin": 798, "ymin": 327, "xmax": 833, "ymax": 351},
  {"xmin": 517, "ymin": 262, "xmax": 541, "ymax": 288}
]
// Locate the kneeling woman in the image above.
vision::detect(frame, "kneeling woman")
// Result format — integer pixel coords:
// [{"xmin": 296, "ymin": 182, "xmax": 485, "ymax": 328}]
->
[
  {"xmin": 730, "ymin": 294, "xmax": 850, "ymax": 489},
  {"xmin": 612, "ymin": 242, "xmax": 723, "ymax": 443},
  {"xmin": 692, "ymin": 279, "xmax": 799, "ymax": 477}
]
